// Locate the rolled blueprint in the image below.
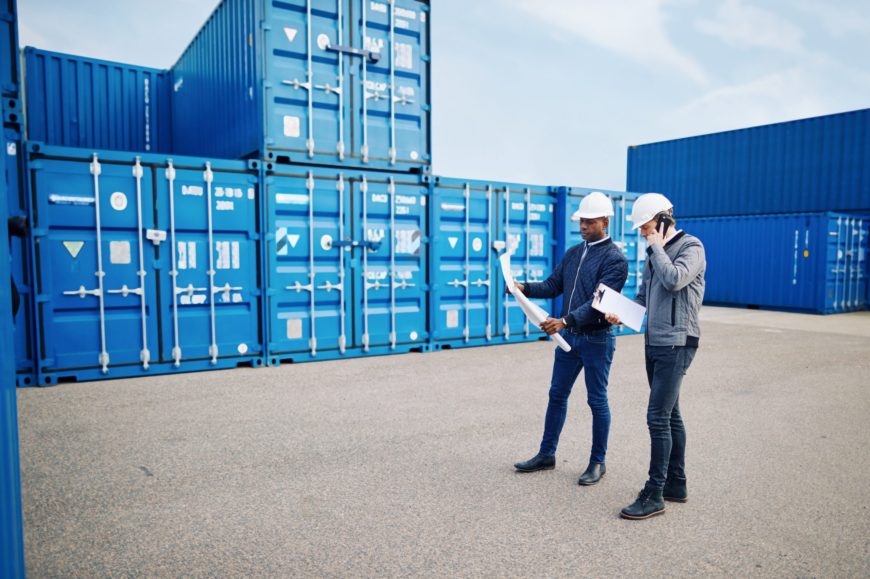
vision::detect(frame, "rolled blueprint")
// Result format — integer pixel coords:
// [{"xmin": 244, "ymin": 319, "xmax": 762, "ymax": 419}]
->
[{"xmin": 499, "ymin": 252, "xmax": 571, "ymax": 352}]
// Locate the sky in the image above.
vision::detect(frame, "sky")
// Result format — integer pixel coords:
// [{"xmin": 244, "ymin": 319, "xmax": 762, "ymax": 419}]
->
[{"xmin": 17, "ymin": 0, "xmax": 870, "ymax": 191}]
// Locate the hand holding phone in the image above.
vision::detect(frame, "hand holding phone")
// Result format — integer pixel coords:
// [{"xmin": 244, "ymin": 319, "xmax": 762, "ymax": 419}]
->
[{"xmin": 655, "ymin": 213, "xmax": 674, "ymax": 237}]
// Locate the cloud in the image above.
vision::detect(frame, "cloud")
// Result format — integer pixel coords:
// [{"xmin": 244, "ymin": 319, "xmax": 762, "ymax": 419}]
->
[
  {"xmin": 654, "ymin": 68, "xmax": 830, "ymax": 140},
  {"xmin": 696, "ymin": 0, "xmax": 804, "ymax": 53},
  {"xmin": 509, "ymin": 0, "xmax": 709, "ymax": 86},
  {"xmin": 794, "ymin": 0, "xmax": 870, "ymax": 37}
]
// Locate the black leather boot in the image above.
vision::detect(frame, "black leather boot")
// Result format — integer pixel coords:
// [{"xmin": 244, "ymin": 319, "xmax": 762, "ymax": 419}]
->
[
  {"xmin": 514, "ymin": 454, "xmax": 556, "ymax": 472},
  {"xmin": 620, "ymin": 488, "xmax": 665, "ymax": 520},
  {"xmin": 577, "ymin": 462, "xmax": 605, "ymax": 485},
  {"xmin": 663, "ymin": 477, "xmax": 688, "ymax": 502}
]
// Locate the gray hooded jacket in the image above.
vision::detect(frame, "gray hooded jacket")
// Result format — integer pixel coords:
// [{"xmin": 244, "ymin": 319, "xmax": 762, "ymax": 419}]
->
[{"xmin": 636, "ymin": 231, "xmax": 706, "ymax": 347}]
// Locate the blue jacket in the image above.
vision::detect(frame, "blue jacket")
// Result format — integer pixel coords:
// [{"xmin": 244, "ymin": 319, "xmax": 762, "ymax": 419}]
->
[{"xmin": 524, "ymin": 238, "xmax": 629, "ymax": 331}]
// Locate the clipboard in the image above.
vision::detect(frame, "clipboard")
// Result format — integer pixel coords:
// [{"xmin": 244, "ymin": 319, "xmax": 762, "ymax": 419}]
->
[{"xmin": 591, "ymin": 283, "xmax": 646, "ymax": 332}]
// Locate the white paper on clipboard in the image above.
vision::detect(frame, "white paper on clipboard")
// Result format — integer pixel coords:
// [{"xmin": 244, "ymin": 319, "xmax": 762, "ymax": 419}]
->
[
  {"xmin": 591, "ymin": 283, "xmax": 646, "ymax": 332},
  {"xmin": 499, "ymin": 252, "xmax": 571, "ymax": 352}
]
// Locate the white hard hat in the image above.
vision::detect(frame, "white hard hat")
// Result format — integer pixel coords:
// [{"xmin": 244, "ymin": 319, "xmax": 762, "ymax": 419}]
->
[
  {"xmin": 629, "ymin": 193, "xmax": 673, "ymax": 230},
  {"xmin": 571, "ymin": 191, "xmax": 614, "ymax": 221}
]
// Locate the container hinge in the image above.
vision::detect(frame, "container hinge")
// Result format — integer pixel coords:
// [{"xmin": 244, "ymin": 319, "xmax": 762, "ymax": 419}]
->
[{"xmin": 325, "ymin": 43, "xmax": 381, "ymax": 63}]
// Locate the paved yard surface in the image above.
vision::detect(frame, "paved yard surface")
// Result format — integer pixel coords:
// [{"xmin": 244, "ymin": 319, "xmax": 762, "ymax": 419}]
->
[{"xmin": 18, "ymin": 307, "xmax": 870, "ymax": 577}]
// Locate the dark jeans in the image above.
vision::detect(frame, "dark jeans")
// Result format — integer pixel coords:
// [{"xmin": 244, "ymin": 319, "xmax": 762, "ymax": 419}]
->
[
  {"xmin": 644, "ymin": 344, "xmax": 697, "ymax": 491},
  {"xmin": 539, "ymin": 330, "xmax": 615, "ymax": 463}
]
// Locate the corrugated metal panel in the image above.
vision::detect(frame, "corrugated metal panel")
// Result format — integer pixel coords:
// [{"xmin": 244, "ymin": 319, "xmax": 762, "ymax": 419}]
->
[
  {"xmin": 0, "ymin": 58, "xmax": 26, "ymax": 576},
  {"xmin": 627, "ymin": 109, "xmax": 870, "ymax": 217},
  {"xmin": 1, "ymin": 0, "xmax": 19, "ymax": 99},
  {"xmin": 23, "ymin": 48, "xmax": 173, "ymax": 153},
  {"xmin": 23, "ymin": 144, "xmax": 264, "ymax": 385},
  {"xmin": 171, "ymin": 0, "xmax": 431, "ymax": 171},
  {"xmin": 264, "ymin": 166, "xmax": 429, "ymax": 363},
  {"xmin": 682, "ymin": 213, "xmax": 868, "ymax": 314},
  {"xmin": 430, "ymin": 177, "xmax": 557, "ymax": 349},
  {"xmin": 555, "ymin": 187, "xmax": 645, "ymax": 336}
]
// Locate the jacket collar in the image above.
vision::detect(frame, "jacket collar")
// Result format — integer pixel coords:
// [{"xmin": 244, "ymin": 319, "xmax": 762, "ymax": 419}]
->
[
  {"xmin": 584, "ymin": 236, "xmax": 612, "ymax": 248},
  {"xmin": 664, "ymin": 230, "xmax": 685, "ymax": 248}
]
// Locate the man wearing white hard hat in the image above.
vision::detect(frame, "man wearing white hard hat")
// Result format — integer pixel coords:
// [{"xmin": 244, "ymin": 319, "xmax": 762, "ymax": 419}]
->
[
  {"xmin": 604, "ymin": 193, "xmax": 706, "ymax": 520},
  {"xmin": 513, "ymin": 192, "xmax": 628, "ymax": 486}
]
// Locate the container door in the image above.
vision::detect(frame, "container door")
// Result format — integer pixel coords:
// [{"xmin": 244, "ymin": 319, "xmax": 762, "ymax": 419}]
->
[
  {"xmin": 351, "ymin": 174, "xmax": 427, "ymax": 351},
  {"xmin": 828, "ymin": 215, "xmax": 869, "ymax": 313},
  {"xmin": 352, "ymin": 0, "xmax": 429, "ymax": 168},
  {"xmin": 266, "ymin": 0, "xmax": 346, "ymax": 162},
  {"xmin": 495, "ymin": 187, "xmax": 554, "ymax": 340},
  {"xmin": 157, "ymin": 162, "xmax": 262, "ymax": 367},
  {"xmin": 265, "ymin": 170, "xmax": 351, "ymax": 360},
  {"xmin": 431, "ymin": 181, "xmax": 495, "ymax": 344},
  {"xmin": 30, "ymin": 156, "xmax": 159, "ymax": 381}
]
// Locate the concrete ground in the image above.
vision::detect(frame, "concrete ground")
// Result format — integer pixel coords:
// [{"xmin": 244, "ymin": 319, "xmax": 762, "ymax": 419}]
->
[{"xmin": 17, "ymin": 307, "xmax": 870, "ymax": 578}]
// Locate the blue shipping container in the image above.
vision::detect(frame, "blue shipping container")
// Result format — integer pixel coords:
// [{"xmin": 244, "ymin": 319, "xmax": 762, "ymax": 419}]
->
[
  {"xmin": 626, "ymin": 109, "xmax": 870, "ymax": 217},
  {"xmin": 171, "ymin": 0, "xmax": 430, "ymax": 172},
  {"xmin": 21, "ymin": 144, "xmax": 264, "ymax": 385},
  {"xmin": 0, "ymin": 62, "xmax": 26, "ymax": 577},
  {"xmin": 24, "ymin": 47, "xmax": 173, "ymax": 153},
  {"xmin": 430, "ymin": 177, "xmax": 558, "ymax": 349},
  {"xmin": 263, "ymin": 165, "xmax": 429, "ymax": 363},
  {"xmin": 682, "ymin": 213, "xmax": 868, "ymax": 314},
  {"xmin": 1, "ymin": 0, "xmax": 19, "ymax": 99}
]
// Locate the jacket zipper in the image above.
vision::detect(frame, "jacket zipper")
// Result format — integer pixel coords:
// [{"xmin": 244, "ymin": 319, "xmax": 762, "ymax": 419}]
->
[{"xmin": 671, "ymin": 296, "xmax": 676, "ymax": 326}]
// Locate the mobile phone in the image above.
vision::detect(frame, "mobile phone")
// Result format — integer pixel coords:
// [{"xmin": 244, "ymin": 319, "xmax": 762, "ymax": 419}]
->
[{"xmin": 656, "ymin": 213, "xmax": 674, "ymax": 236}]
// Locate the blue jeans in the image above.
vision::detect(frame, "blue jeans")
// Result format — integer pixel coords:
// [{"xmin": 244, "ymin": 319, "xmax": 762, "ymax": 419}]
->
[
  {"xmin": 644, "ymin": 345, "xmax": 698, "ymax": 491},
  {"xmin": 539, "ymin": 330, "xmax": 616, "ymax": 463}
]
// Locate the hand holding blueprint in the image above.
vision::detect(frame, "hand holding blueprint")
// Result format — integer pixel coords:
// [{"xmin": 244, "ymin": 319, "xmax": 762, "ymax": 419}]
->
[
  {"xmin": 591, "ymin": 283, "xmax": 646, "ymax": 332},
  {"xmin": 499, "ymin": 252, "xmax": 571, "ymax": 352}
]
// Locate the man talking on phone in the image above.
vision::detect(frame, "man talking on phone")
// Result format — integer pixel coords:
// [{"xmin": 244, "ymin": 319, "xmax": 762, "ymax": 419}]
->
[
  {"xmin": 605, "ymin": 193, "xmax": 706, "ymax": 520},
  {"xmin": 512, "ymin": 192, "xmax": 628, "ymax": 486}
]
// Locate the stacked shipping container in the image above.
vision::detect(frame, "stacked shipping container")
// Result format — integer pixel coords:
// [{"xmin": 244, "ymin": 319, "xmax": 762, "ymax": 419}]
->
[
  {"xmin": 1, "ymin": 0, "xmax": 27, "ymax": 572},
  {"xmin": 627, "ymin": 109, "xmax": 870, "ymax": 314},
  {"xmin": 9, "ymin": 0, "xmax": 646, "ymax": 386}
]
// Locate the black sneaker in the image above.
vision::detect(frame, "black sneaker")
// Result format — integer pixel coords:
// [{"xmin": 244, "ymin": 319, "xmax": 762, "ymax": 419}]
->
[
  {"xmin": 620, "ymin": 488, "xmax": 665, "ymax": 520},
  {"xmin": 514, "ymin": 454, "xmax": 556, "ymax": 473},
  {"xmin": 663, "ymin": 478, "xmax": 688, "ymax": 503}
]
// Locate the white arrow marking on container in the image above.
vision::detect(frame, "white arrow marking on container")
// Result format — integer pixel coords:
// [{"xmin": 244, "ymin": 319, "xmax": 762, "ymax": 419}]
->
[
  {"xmin": 284, "ymin": 28, "xmax": 298, "ymax": 43},
  {"xmin": 448, "ymin": 237, "xmax": 458, "ymax": 249},
  {"xmin": 288, "ymin": 234, "xmax": 301, "ymax": 248}
]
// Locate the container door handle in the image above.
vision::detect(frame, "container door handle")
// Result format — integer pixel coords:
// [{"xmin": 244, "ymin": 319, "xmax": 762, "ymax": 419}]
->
[
  {"xmin": 325, "ymin": 43, "xmax": 381, "ymax": 64},
  {"xmin": 328, "ymin": 238, "xmax": 381, "ymax": 251}
]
